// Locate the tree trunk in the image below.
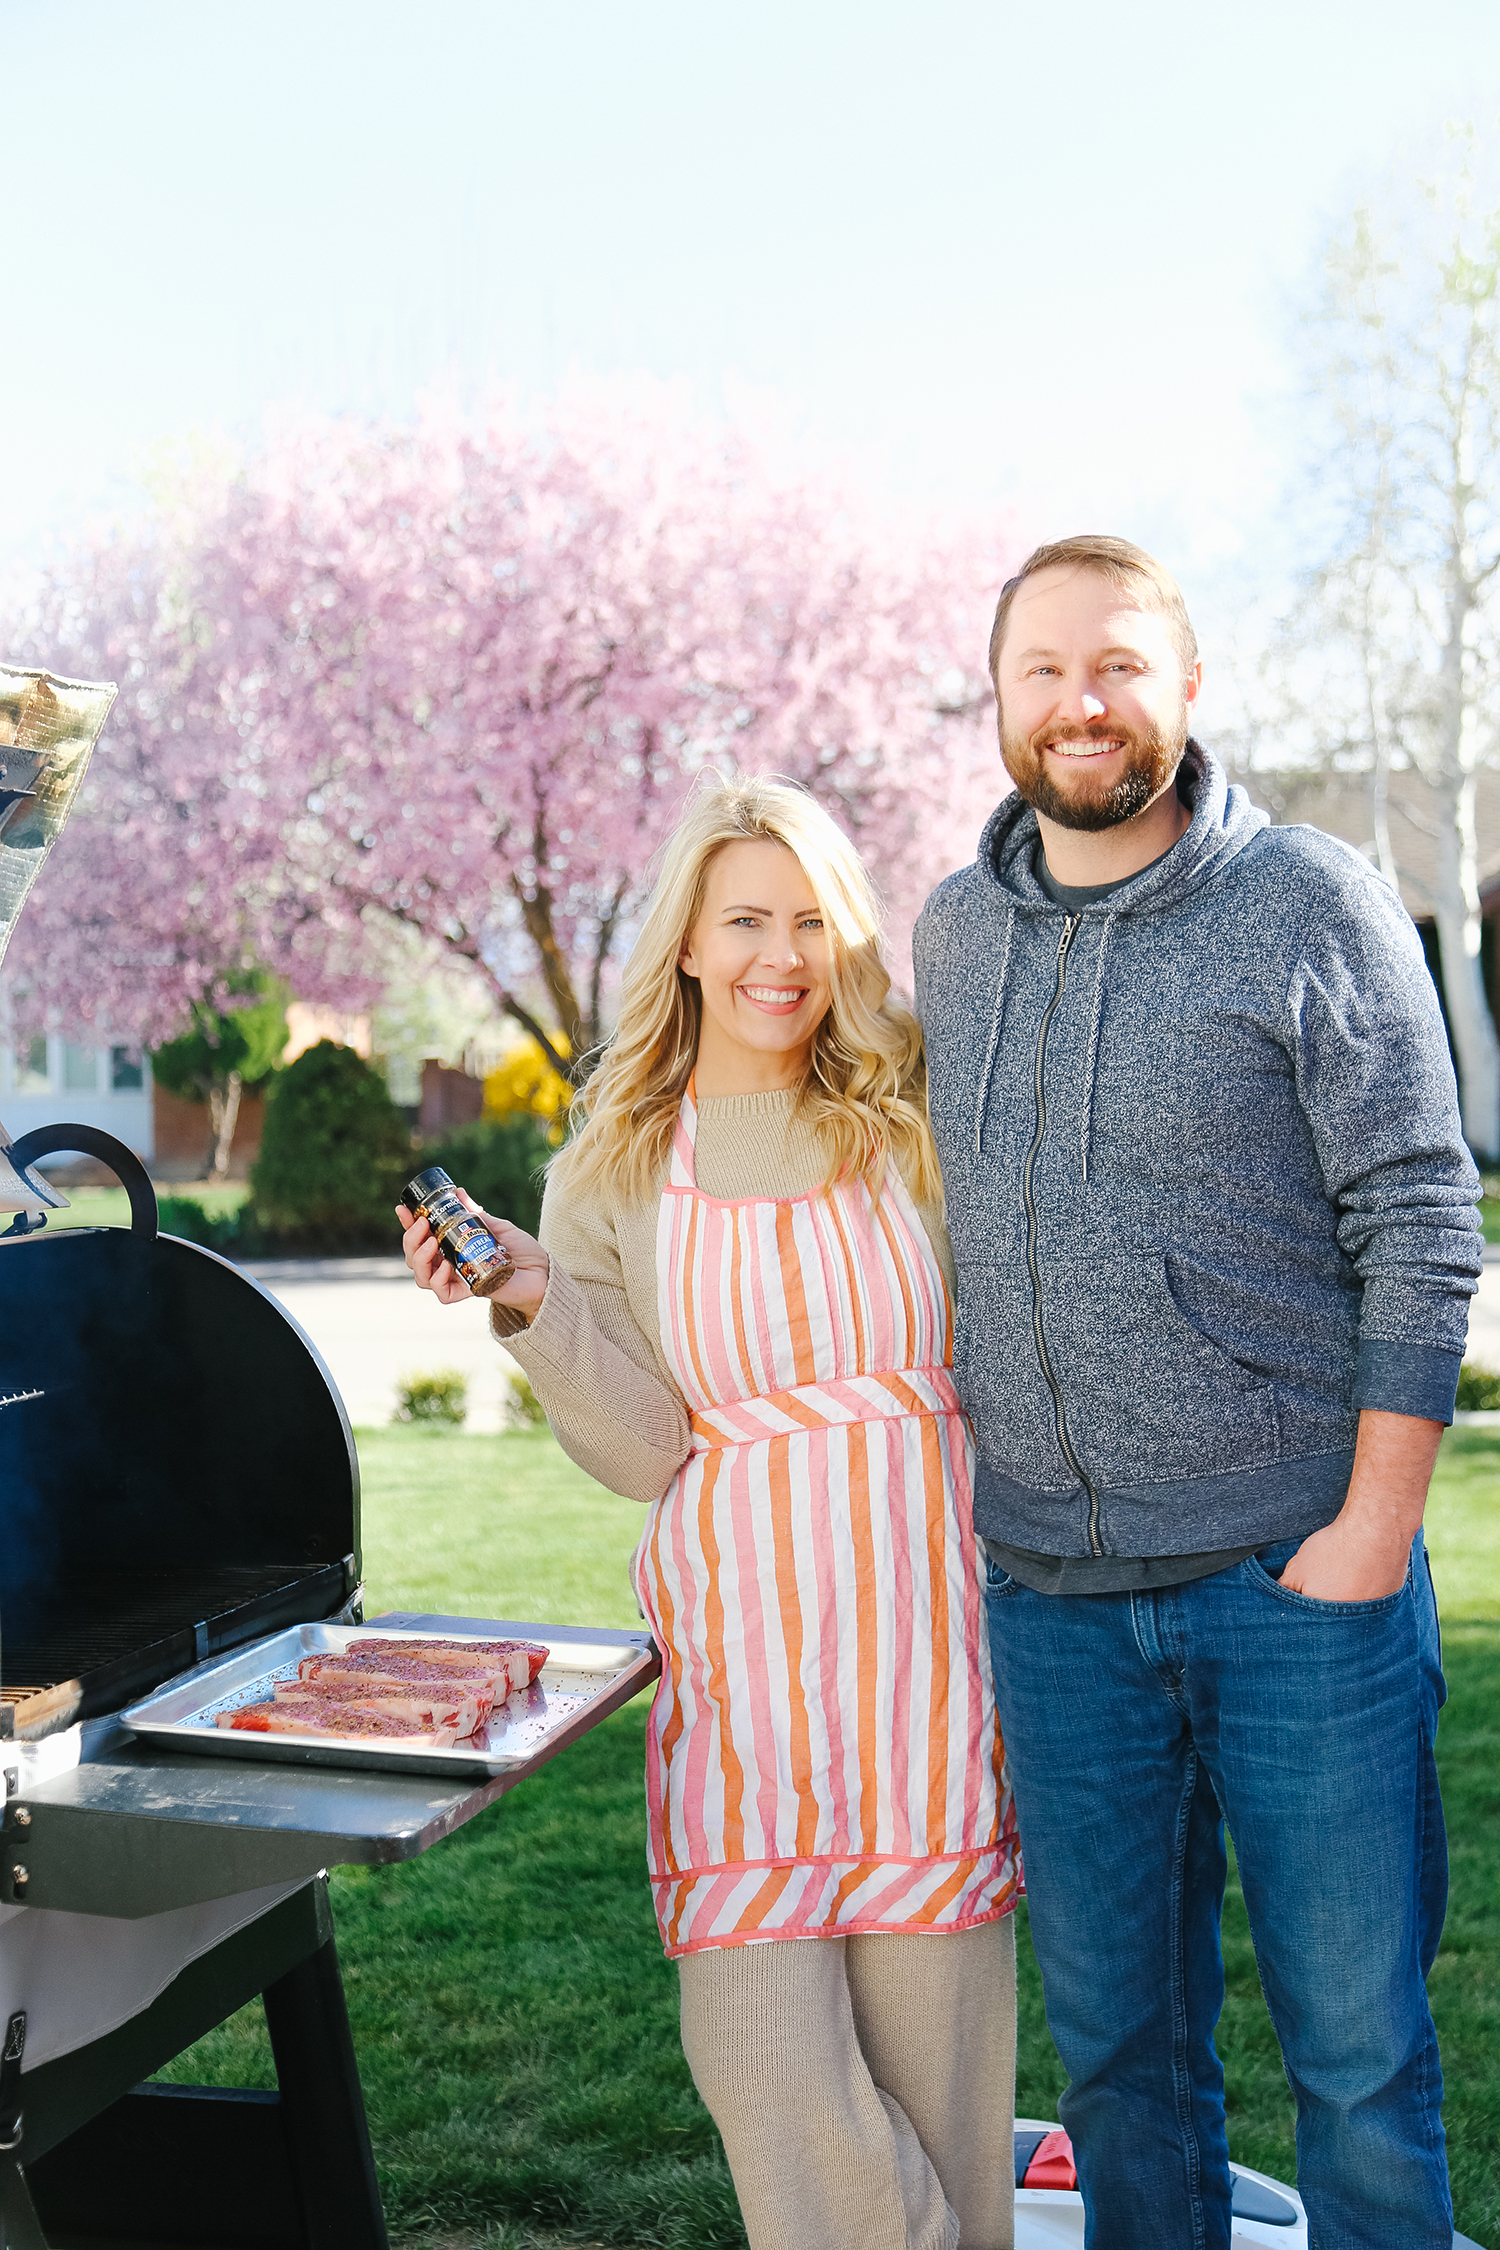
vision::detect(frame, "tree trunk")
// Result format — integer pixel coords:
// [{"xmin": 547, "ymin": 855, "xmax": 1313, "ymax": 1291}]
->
[
  {"xmin": 587, "ymin": 877, "xmax": 631, "ymax": 1057},
  {"xmin": 207, "ymin": 1070, "xmax": 244, "ymax": 1181},
  {"xmin": 1429, "ymin": 765, "xmax": 1500, "ymax": 1161},
  {"xmin": 1361, "ymin": 624, "xmax": 1398, "ymax": 886},
  {"xmin": 510, "ymin": 872, "xmax": 587, "ymax": 1070},
  {"xmin": 1432, "ymin": 487, "xmax": 1500, "ymax": 1161}
]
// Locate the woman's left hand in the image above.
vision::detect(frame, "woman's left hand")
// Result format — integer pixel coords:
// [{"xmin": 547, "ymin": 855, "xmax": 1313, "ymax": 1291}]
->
[{"xmin": 396, "ymin": 1190, "xmax": 550, "ymax": 1321}]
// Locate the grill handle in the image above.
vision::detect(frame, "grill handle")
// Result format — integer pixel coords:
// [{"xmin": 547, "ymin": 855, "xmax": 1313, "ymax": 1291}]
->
[{"xmin": 6, "ymin": 1125, "xmax": 158, "ymax": 1238}]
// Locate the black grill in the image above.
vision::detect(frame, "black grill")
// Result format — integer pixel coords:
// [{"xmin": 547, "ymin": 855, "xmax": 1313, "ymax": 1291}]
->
[{"xmin": 0, "ymin": 1130, "xmax": 360, "ymax": 1736}]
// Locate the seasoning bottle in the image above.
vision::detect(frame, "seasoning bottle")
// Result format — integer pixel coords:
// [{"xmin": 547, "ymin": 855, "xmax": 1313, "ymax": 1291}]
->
[{"xmin": 404, "ymin": 1167, "xmax": 515, "ymax": 1298}]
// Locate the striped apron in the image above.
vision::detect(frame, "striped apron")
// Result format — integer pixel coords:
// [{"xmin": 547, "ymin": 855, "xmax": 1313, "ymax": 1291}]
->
[{"xmin": 633, "ymin": 1086, "xmax": 1019, "ymax": 1958}]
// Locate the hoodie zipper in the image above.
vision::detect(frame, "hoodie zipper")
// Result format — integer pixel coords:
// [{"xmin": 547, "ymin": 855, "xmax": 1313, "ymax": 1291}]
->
[{"xmin": 1022, "ymin": 916, "xmax": 1104, "ymax": 1556}]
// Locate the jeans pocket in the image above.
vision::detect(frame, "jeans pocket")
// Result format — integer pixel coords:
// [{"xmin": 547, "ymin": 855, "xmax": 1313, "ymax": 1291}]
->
[
  {"xmin": 1245, "ymin": 1550, "xmax": 1412, "ymax": 1618},
  {"xmin": 983, "ymin": 1552, "xmax": 1020, "ymax": 1597}
]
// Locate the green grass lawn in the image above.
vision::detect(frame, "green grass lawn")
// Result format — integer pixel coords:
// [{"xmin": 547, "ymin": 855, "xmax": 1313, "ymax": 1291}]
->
[
  {"xmin": 1480, "ymin": 1184, "xmax": 1500, "ymax": 1246},
  {"xmin": 156, "ymin": 1424, "xmax": 1500, "ymax": 2249},
  {"xmin": 38, "ymin": 1181, "xmax": 249, "ymax": 1231}
]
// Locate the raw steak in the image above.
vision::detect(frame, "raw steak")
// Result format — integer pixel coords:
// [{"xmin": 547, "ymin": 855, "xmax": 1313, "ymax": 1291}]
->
[
  {"xmin": 295, "ymin": 1653, "xmax": 498, "ymax": 1721},
  {"xmin": 272, "ymin": 1677, "xmax": 482, "ymax": 1736},
  {"xmin": 218, "ymin": 1698, "xmax": 432, "ymax": 1739},
  {"xmin": 357, "ymin": 1637, "xmax": 549, "ymax": 1693}
]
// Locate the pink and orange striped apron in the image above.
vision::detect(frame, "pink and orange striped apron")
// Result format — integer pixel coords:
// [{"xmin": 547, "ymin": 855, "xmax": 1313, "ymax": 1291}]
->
[{"xmin": 633, "ymin": 1086, "xmax": 1019, "ymax": 1958}]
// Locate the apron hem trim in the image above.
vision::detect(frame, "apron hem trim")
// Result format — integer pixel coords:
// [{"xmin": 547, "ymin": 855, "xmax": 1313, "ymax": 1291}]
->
[
  {"xmin": 649, "ymin": 1845, "xmax": 1014, "ymax": 1881},
  {"xmin": 661, "ymin": 1893, "xmax": 1021, "ymax": 1959}
]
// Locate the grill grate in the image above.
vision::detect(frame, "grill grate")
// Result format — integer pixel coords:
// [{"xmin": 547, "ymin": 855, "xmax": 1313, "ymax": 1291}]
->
[{"xmin": 2, "ymin": 1565, "xmax": 322, "ymax": 1689}]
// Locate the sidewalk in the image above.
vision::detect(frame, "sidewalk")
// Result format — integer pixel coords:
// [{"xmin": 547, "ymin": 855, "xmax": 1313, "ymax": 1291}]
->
[
  {"xmin": 245, "ymin": 1256, "xmax": 519, "ymax": 1433},
  {"xmin": 1466, "ymin": 1243, "xmax": 1500, "ymax": 1368},
  {"xmin": 245, "ymin": 1247, "xmax": 1500, "ymax": 1440}
]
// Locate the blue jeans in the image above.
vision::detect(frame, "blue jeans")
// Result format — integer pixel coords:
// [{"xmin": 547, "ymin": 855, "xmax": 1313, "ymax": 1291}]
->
[{"xmin": 986, "ymin": 1535, "xmax": 1451, "ymax": 2250}]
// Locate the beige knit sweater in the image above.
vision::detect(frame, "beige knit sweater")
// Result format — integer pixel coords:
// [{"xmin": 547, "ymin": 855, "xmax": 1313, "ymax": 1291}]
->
[{"xmin": 493, "ymin": 1089, "xmax": 955, "ymax": 1505}]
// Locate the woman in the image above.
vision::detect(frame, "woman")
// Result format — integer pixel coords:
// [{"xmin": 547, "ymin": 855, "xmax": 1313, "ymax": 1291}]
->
[{"xmin": 400, "ymin": 777, "xmax": 1019, "ymax": 2250}]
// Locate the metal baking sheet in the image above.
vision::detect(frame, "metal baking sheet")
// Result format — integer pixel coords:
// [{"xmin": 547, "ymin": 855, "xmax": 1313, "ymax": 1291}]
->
[{"xmin": 120, "ymin": 1619, "xmax": 660, "ymax": 1779}]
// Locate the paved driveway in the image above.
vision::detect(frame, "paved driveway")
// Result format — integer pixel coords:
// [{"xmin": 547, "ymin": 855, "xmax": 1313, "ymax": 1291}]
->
[
  {"xmin": 245, "ymin": 1257, "xmax": 520, "ymax": 1432},
  {"xmin": 1464, "ymin": 1247, "xmax": 1500, "ymax": 1371}
]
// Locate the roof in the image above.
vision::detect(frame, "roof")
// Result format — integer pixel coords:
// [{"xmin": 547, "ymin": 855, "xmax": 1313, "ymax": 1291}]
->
[{"xmin": 1235, "ymin": 760, "xmax": 1500, "ymax": 920}]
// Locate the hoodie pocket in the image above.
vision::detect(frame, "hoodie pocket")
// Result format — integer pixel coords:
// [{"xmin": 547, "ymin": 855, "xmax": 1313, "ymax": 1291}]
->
[
  {"xmin": 952, "ymin": 1257, "xmax": 1078, "ymax": 1480},
  {"xmin": 1049, "ymin": 1250, "xmax": 1282, "ymax": 1484}
]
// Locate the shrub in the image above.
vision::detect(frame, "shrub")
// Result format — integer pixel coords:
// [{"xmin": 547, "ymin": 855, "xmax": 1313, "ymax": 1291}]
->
[
  {"xmin": 419, "ymin": 1114, "xmax": 555, "ymax": 1238},
  {"xmin": 508, "ymin": 1371, "xmax": 548, "ymax": 1428},
  {"xmin": 1456, "ymin": 1361, "xmax": 1500, "ymax": 1411},
  {"xmin": 394, "ymin": 1369, "xmax": 468, "ymax": 1426},
  {"xmin": 250, "ymin": 1039, "xmax": 412, "ymax": 1246},
  {"xmin": 156, "ymin": 1195, "xmax": 247, "ymax": 1253}
]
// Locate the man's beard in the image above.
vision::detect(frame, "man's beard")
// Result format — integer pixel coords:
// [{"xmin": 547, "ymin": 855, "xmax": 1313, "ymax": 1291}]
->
[{"xmin": 1000, "ymin": 706, "xmax": 1188, "ymax": 832}]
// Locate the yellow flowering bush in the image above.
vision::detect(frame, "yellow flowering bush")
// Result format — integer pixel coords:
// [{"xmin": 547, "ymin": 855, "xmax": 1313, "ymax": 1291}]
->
[{"xmin": 483, "ymin": 1036, "xmax": 571, "ymax": 1137}]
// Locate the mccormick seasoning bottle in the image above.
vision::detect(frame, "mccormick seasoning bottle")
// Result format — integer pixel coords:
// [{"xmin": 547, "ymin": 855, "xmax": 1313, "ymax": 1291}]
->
[{"xmin": 404, "ymin": 1167, "xmax": 515, "ymax": 1298}]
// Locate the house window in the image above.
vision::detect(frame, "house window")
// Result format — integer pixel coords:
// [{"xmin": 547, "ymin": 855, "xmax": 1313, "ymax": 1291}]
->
[
  {"xmin": 14, "ymin": 1036, "xmax": 48, "ymax": 1092},
  {"xmin": 110, "ymin": 1046, "xmax": 144, "ymax": 1091},
  {"xmin": 63, "ymin": 1044, "xmax": 98, "ymax": 1092}
]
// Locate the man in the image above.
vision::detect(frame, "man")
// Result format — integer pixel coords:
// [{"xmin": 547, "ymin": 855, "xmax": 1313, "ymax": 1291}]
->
[{"xmin": 914, "ymin": 534, "xmax": 1481, "ymax": 2249}]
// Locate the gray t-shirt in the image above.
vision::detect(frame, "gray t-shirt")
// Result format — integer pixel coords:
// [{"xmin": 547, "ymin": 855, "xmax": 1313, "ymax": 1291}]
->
[{"xmin": 982, "ymin": 843, "xmax": 1257, "ymax": 1595}]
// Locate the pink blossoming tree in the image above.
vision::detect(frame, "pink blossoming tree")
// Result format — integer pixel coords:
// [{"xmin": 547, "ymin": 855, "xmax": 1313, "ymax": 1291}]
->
[{"xmin": 5, "ymin": 388, "xmax": 1009, "ymax": 1064}]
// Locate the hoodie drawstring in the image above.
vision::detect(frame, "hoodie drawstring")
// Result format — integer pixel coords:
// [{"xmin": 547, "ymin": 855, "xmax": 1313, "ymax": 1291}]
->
[
  {"xmin": 973, "ymin": 905, "xmax": 1015, "ymax": 1157},
  {"xmin": 1079, "ymin": 913, "xmax": 1115, "ymax": 1184}
]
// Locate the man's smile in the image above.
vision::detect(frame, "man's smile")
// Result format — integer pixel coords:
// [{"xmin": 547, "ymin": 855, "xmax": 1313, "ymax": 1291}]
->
[{"xmin": 1044, "ymin": 732, "xmax": 1127, "ymax": 760}]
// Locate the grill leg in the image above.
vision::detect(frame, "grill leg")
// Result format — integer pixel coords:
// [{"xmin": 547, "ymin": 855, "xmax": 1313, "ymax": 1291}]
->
[
  {"xmin": 0, "ymin": 2158, "xmax": 48, "ymax": 2250},
  {"xmin": 263, "ymin": 1934, "xmax": 389, "ymax": 2250}
]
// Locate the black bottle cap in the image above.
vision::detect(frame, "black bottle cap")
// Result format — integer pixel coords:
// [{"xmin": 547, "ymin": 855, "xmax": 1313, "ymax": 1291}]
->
[{"xmin": 406, "ymin": 1166, "xmax": 455, "ymax": 1205}]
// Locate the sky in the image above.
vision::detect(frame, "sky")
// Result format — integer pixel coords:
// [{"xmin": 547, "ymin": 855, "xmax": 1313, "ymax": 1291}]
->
[{"xmin": 4, "ymin": 0, "xmax": 1500, "ymax": 654}]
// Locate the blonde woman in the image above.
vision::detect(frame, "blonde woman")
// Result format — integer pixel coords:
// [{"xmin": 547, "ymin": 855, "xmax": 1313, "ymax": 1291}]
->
[{"xmin": 399, "ymin": 777, "xmax": 1020, "ymax": 2250}]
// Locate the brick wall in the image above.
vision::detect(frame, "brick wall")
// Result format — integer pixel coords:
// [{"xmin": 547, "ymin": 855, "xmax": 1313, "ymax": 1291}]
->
[
  {"xmin": 418, "ymin": 1060, "xmax": 484, "ymax": 1137},
  {"xmin": 151, "ymin": 1084, "xmax": 267, "ymax": 1182}
]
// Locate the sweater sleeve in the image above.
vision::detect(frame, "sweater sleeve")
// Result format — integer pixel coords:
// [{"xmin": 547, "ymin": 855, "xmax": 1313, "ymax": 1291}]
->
[
  {"xmin": 1287, "ymin": 869, "xmax": 1484, "ymax": 1423},
  {"xmin": 491, "ymin": 1175, "xmax": 692, "ymax": 1504}
]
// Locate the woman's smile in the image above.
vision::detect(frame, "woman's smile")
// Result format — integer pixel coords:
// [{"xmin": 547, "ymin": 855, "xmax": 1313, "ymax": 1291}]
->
[{"xmin": 737, "ymin": 982, "xmax": 810, "ymax": 1014}]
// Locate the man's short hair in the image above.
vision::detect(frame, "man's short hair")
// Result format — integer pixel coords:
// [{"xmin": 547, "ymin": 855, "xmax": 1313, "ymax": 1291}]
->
[{"xmin": 988, "ymin": 534, "xmax": 1199, "ymax": 686}]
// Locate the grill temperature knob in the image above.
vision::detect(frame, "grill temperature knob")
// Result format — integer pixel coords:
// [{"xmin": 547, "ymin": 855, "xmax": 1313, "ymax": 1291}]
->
[
  {"xmin": 9, "ymin": 1868, "xmax": 26, "ymax": 1891},
  {"xmin": 10, "ymin": 1810, "xmax": 29, "ymax": 1829}
]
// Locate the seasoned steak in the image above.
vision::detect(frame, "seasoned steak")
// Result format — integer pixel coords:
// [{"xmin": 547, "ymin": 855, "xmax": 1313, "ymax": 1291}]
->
[
  {"xmin": 272, "ymin": 1677, "xmax": 482, "ymax": 1736},
  {"xmin": 356, "ymin": 1638, "xmax": 549, "ymax": 1693},
  {"xmin": 296, "ymin": 1653, "xmax": 498, "ymax": 1720},
  {"xmin": 218, "ymin": 1698, "xmax": 431, "ymax": 1738}
]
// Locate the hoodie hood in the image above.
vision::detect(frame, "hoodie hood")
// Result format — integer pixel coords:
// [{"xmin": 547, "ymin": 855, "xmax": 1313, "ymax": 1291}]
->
[
  {"xmin": 977, "ymin": 741, "xmax": 1270, "ymax": 918},
  {"xmin": 964, "ymin": 743, "xmax": 1271, "ymax": 1178}
]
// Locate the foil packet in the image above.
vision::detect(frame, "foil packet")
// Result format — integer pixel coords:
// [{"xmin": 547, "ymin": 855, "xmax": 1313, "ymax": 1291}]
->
[
  {"xmin": 0, "ymin": 663, "xmax": 117, "ymax": 970},
  {"xmin": 0, "ymin": 662, "xmax": 117, "ymax": 1215}
]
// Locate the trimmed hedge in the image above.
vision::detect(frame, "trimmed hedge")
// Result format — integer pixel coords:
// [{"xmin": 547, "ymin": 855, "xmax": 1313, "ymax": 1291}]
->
[
  {"xmin": 1456, "ymin": 1361, "xmax": 1500, "ymax": 1412},
  {"xmin": 250, "ymin": 1040, "xmax": 412, "ymax": 1247},
  {"xmin": 394, "ymin": 1369, "xmax": 469, "ymax": 1426},
  {"xmin": 418, "ymin": 1114, "xmax": 555, "ymax": 1239}
]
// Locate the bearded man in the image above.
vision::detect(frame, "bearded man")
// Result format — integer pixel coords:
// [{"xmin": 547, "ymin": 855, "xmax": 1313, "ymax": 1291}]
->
[{"xmin": 914, "ymin": 535, "xmax": 1481, "ymax": 2250}]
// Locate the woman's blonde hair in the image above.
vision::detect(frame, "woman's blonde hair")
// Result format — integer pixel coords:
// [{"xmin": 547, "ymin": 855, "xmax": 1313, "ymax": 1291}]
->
[{"xmin": 555, "ymin": 774, "xmax": 940, "ymax": 1205}]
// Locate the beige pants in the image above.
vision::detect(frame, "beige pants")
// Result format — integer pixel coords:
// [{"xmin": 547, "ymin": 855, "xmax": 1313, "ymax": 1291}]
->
[{"xmin": 678, "ymin": 1915, "xmax": 1016, "ymax": 2250}]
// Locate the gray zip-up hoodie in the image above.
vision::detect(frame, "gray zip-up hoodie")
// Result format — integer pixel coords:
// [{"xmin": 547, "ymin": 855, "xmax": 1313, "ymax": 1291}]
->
[{"xmin": 913, "ymin": 743, "xmax": 1484, "ymax": 1560}]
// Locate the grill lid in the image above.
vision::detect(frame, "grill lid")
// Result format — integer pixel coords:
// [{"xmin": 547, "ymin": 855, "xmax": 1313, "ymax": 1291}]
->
[{"xmin": 0, "ymin": 1129, "xmax": 360, "ymax": 1733}]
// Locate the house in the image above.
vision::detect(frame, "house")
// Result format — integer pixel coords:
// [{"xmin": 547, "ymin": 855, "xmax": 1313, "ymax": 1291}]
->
[
  {"xmin": 1241, "ymin": 762, "xmax": 1500, "ymax": 1020},
  {"xmin": 0, "ymin": 1004, "xmax": 374, "ymax": 1180},
  {"xmin": 0, "ymin": 1035, "xmax": 154, "ymax": 1157}
]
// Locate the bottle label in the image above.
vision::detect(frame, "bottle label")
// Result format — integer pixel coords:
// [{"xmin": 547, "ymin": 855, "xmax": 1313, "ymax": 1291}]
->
[{"xmin": 439, "ymin": 1213, "xmax": 510, "ymax": 1283}]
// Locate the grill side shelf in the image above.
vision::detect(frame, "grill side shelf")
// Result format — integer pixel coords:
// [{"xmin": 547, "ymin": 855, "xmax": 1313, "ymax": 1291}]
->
[{"xmin": 3, "ymin": 1615, "xmax": 660, "ymax": 1917}]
